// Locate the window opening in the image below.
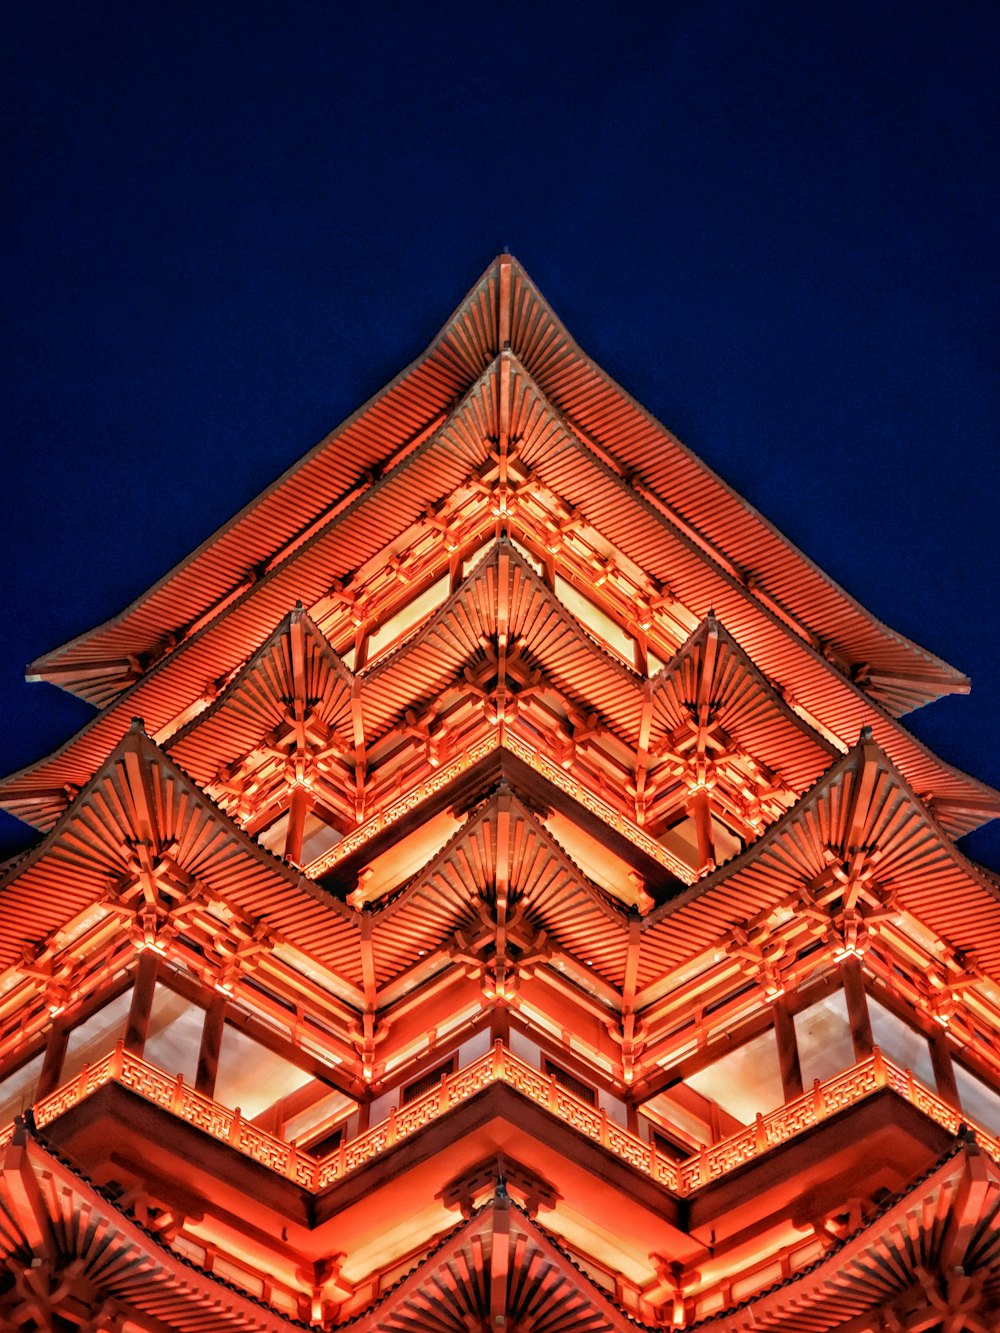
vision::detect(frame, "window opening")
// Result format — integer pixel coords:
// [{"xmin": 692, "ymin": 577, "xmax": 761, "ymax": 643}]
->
[
  {"xmin": 794, "ymin": 988, "xmax": 854, "ymax": 1086},
  {"xmin": 867, "ymin": 997, "xmax": 936, "ymax": 1090},
  {"xmin": 401, "ymin": 1056, "xmax": 457, "ymax": 1105},
  {"xmin": 214, "ymin": 1024, "xmax": 313, "ymax": 1120},
  {"xmin": 553, "ymin": 576, "xmax": 636, "ymax": 666},
  {"xmin": 952, "ymin": 1060, "xmax": 1000, "ymax": 1134},
  {"xmin": 686, "ymin": 1026, "xmax": 784, "ymax": 1124},
  {"xmin": 143, "ymin": 982, "xmax": 205, "ymax": 1084},
  {"xmin": 365, "ymin": 574, "xmax": 450, "ymax": 664},
  {"xmin": 61, "ymin": 987, "xmax": 134, "ymax": 1087},
  {"xmin": 544, "ymin": 1058, "xmax": 597, "ymax": 1106},
  {"xmin": 0, "ymin": 1049, "xmax": 45, "ymax": 1126}
]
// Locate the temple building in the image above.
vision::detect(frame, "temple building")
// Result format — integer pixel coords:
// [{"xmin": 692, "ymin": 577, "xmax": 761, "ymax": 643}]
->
[{"xmin": 2, "ymin": 255, "xmax": 1000, "ymax": 1331}]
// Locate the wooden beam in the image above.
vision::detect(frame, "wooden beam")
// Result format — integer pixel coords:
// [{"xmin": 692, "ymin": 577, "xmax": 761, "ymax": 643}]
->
[
  {"xmin": 843, "ymin": 733, "xmax": 881, "ymax": 853},
  {"xmin": 930, "ymin": 1029, "xmax": 960, "ymax": 1109}
]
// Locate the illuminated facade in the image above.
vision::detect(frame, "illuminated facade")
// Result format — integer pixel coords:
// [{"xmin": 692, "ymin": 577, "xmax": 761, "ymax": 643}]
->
[{"xmin": 1, "ymin": 255, "xmax": 1000, "ymax": 1330}]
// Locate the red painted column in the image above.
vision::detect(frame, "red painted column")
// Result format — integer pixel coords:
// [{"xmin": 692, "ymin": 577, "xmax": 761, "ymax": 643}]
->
[
  {"xmin": 773, "ymin": 997, "xmax": 804, "ymax": 1100},
  {"xmin": 842, "ymin": 958, "xmax": 874, "ymax": 1059},
  {"xmin": 125, "ymin": 952, "xmax": 159, "ymax": 1055},
  {"xmin": 36, "ymin": 1021, "xmax": 69, "ymax": 1100},
  {"xmin": 197, "ymin": 995, "xmax": 228, "ymax": 1098}
]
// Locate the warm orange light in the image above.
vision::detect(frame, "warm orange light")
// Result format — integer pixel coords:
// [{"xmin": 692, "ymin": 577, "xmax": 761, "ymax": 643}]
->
[{"xmin": 17, "ymin": 1040, "xmax": 1000, "ymax": 1202}]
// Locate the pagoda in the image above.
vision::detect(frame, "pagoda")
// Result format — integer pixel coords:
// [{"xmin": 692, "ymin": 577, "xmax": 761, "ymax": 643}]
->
[{"xmin": 2, "ymin": 257, "xmax": 1000, "ymax": 1333}]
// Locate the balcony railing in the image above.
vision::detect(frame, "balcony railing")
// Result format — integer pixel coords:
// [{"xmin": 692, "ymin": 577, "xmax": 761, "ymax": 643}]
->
[{"xmin": 2, "ymin": 1039, "xmax": 996, "ymax": 1196}]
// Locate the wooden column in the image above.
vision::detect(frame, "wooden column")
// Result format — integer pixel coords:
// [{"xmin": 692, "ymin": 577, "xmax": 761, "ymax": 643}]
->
[
  {"xmin": 355, "ymin": 1095, "xmax": 372, "ymax": 1133},
  {"xmin": 930, "ymin": 1030, "xmax": 960, "ymax": 1108},
  {"xmin": 841, "ymin": 958, "xmax": 873, "ymax": 1059},
  {"xmin": 125, "ymin": 952, "xmax": 159, "ymax": 1055},
  {"xmin": 284, "ymin": 784, "xmax": 310, "ymax": 865},
  {"xmin": 773, "ymin": 997, "xmax": 804, "ymax": 1100},
  {"xmin": 35, "ymin": 1022, "xmax": 69, "ymax": 1100},
  {"xmin": 690, "ymin": 791, "xmax": 715, "ymax": 870},
  {"xmin": 196, "ymin": 995, "xmax": 228, "ymax": 1098},
  {"xmin": 490, "ymin": 1007, "xmax": 510, "ymax": 1044},
  {"xmin": 449, "ymin": 550, "xmax": 463, "ymax": 594}
]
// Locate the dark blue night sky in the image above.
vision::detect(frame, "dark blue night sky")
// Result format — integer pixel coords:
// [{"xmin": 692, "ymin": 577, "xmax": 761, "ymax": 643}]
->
[{"xmin": 2, "ymin": 3, "xmax": 998, "ymax": 863}]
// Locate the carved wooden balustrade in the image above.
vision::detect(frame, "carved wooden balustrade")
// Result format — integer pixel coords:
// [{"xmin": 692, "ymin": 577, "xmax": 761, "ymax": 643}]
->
[{"xmin": 1, "ymin": 1040, "xmax": 995, "ymax": 1197}]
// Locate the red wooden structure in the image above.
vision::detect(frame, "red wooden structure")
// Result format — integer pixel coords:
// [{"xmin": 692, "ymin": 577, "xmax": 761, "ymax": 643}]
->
[{"xmin": 1, "ymin": 256, "xmax": 999, "ymax": 1330}]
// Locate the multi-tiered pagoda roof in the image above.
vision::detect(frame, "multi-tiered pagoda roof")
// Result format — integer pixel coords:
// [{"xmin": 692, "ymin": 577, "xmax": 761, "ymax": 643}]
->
[{"xmin": 2, "ymin": 256, "xmax": 999, "ymax": 1332}]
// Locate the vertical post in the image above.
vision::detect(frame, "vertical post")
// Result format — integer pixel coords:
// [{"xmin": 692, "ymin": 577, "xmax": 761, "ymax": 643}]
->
[
  {"xmin": 872, "ymin": 1045, "xmax": 887, "ymax": 1086},
  {"xmin": 773, "ymin": 997, "xmax": 804, "ymax": 1101},
  {"xmin": 125, "ymin": 952, "xmax": 159, "ymax": 1055},
  {"xmin": 754, "ymin": 1112, "xmax": 768, "ymax": 1151},
  {"xmin": 929, "ymin": 1030, "xmax": 960, "ymax": 1108},
  {"xmin": 449, "ymin": 550, "xmax": 462, "ymax": 595},
  {"xmin": 36, "ymin": 1021, "xmax": 69, "ymax": 1100},
  {"xmin": 490, "ymin": 1006, "xmax": 510, "ymax": 1045},
  {"xmin": 690, "ymin": 791, "xmax": 715, "ymax": 870},
  {"xmin": 708, "ymin": 1101, "xmax": 723, "ymax": 1145},
  {"xmin": 841, "ymin": 958, "xmax": 874, "ymax": 1059},
  {"xmin": 284, "ymin": 784, "xmax": 310, "ymax": 866},
  {"xmin": 355, "ymin": 1095, "xmax": 371, "ymax": 1134},
  {"xmin": 196, "ymin": 994, "xmax": 228, "ymax": 1098}
]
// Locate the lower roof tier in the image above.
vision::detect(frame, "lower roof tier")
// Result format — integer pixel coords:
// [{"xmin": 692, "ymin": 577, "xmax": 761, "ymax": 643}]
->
[{"xmin": 3, "ymin": 1063, "xmax": 999, "ymax": 1332}]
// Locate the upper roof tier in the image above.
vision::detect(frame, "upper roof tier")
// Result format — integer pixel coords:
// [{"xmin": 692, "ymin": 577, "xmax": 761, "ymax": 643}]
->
[{"xmin": 26, "ymin": 255, "xmax": 967, "ymax": 716}]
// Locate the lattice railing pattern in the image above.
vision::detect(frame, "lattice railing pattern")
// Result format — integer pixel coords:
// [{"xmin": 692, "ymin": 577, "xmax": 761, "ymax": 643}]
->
[{"xmin": 4, "ymin": 1040, "xmax": 996, "ymax": 1196}]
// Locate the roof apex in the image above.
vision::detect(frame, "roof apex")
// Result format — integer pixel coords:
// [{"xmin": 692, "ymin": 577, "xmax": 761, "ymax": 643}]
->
[{"xmin": 24, "ymin": 257, "xmax": 968, "ymax": 718}]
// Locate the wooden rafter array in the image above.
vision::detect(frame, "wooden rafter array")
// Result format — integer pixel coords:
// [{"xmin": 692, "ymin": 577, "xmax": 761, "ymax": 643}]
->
[
  {"xmin": 640, "ymin": 732, "xmax": 1000, "ymax": 992},
  {"xmin": 3, "ymin": 257, "xmax": 1000, "ymax": 1333},
  {"xmin": 0, "ymin": 1126, "xmax": 310, "ymax": 1332},
  {"xmin": 361, "ymin": 787, "xmax": 632, "ymax": 993},
  {"xmin": 156, "ymin": 543, "xmax": 838, "ymax": 879},
  {"xmin": 344, "ymin": 1194, "xmax": 643, "ymax": 1333},
  {"xmin": 4, "ymin": 719, "xmax": 1000, "ymax": 1101},
  {"xmin": 25, "ymin": 258, "xmax": 966, "ymax": 718},
  {"xmin": 0, "ymin": 724, "xmax": 355, "ymax": 980},
  {"xmin": 690, "ymin": 1137, "xmax": 1000, "ymax": 1332},
  {"xmin": 4, "ymin": 303, "xmax": 998, "ymax": 836}
]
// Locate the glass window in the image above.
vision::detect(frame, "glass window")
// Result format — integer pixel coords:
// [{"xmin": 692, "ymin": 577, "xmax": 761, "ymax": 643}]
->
[
  {"xmin": 868, "ymin": 997, "xmax": 936, "ymax": 1088},
  {"xmin": 214, "ymin": 1025, "xmax": 312, "ymax": 1119},
  {"xmin": 794, "ymin": 989, "xmax": 855, "ymax": 1086},
  {"xmin": 62, "ymin": 988, "xmax": 134, "ymax": 1085},
  {"xmin": 953, "ymin": 1062, "xmax": 1000, "ymax": 1135},
  {"xmin": 0, "ymin": 1050, "xmax": 45, "ymax": 1124},
  {"xmin": 143, "ymin": 985, "xmax": 205, "ymax": 1084},
  {"xmin": 686, "ymin": 1027, "xmax": 784, "ymax": 1123}
]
